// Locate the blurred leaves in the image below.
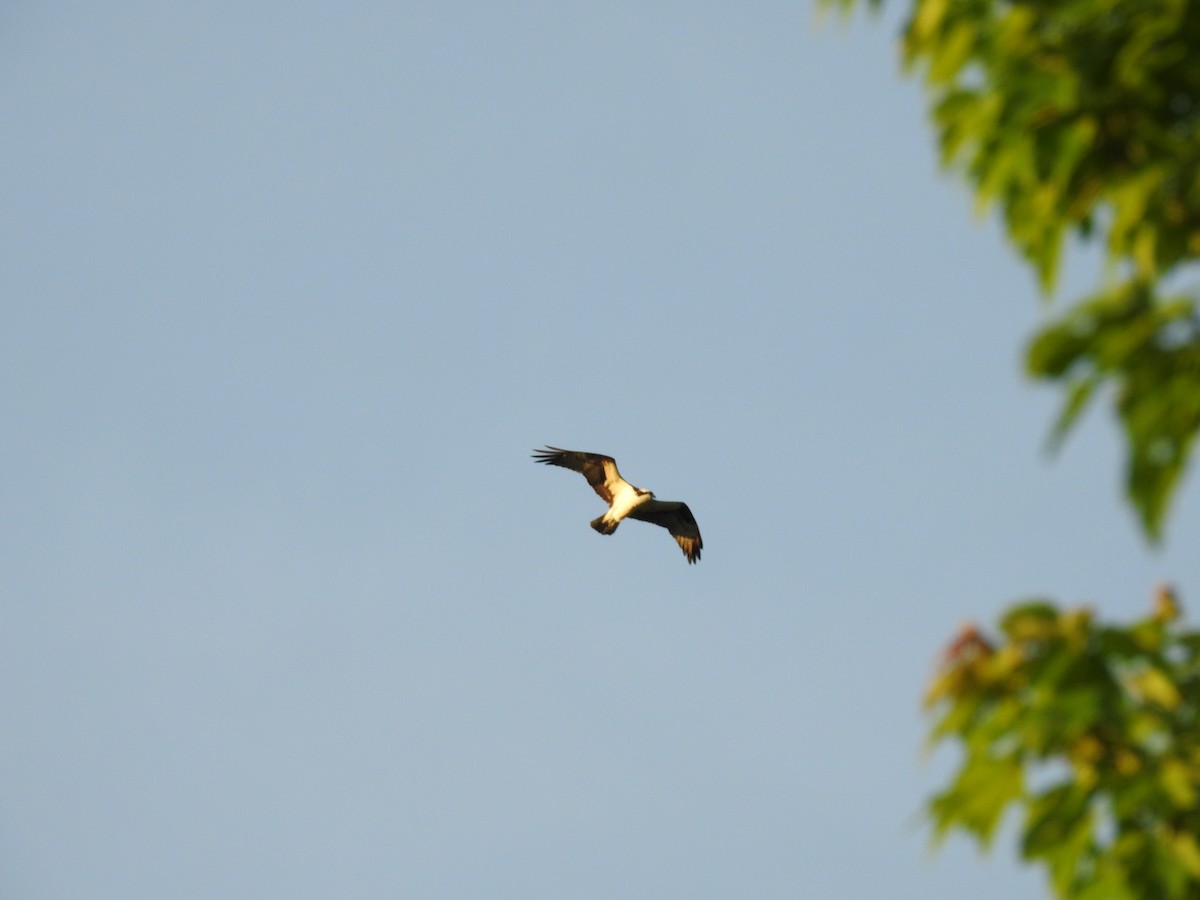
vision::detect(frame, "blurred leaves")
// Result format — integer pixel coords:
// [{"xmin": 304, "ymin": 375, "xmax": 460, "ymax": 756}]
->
[
  {"xmin": 821, "ymin": 0, "xmax": 1200, "ymax": 538},
  {"xmin": 926, "ymin": 588, "xmax": 1200, "ymax": 898},
  {"xmin": 820, "ymin": 8, "xmax": 1200, "ymax": 893},
  {"xmin": 1027, "ymin": 281, "xmax": 1200, "ymax": 539}
]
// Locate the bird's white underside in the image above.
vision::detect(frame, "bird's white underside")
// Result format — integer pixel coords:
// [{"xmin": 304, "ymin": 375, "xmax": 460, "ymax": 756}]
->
[{"xmin": 600, "ymin": 481, "xmax": 651, "ymax": 526}]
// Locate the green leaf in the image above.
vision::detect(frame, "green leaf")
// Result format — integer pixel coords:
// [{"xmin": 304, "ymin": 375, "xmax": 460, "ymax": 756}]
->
[
  {"xmin": 929, "ymin": 752, "xmax": 1023, "ymax": 848},
  {"xmin": 1159, "ymin": 758, "xmax": 1199, "ymax": 809},
  {"xmin": 1074, "ymin": 858, "xmax": 1137, "ymax": 900},
  {"xmin": 1021, "ymin": 783, "xmax": 1092, "ymax": 860},
  {"xmin": 1167, "ymin": 831, "xmax": 1200, "ymax": 879},
  {"xmin": 1046, "ymin": 376, "xmax": 1100, "ymax": 452},
  {"xmin": 999, "ymin": 601, "xmax": 1061, "ymax": 642},
  {"xmin": 1128, "ymin": 666, "xmax": 1183, "ymax": 710},
  {"xmin": 910, "ymin": 0, "xmax": 948, "ymax": 42}
]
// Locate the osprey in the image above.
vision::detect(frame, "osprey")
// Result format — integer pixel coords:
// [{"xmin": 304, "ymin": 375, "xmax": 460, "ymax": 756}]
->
[{"xmin": 532, "ymin": 445, "xmax": 703, "ymax": 564}]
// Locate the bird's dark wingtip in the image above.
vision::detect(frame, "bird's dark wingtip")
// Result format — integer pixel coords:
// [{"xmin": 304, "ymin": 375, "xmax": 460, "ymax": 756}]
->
[{"xmin": 531, "ymin": 445, "xmax": 562, "ymax": 464}]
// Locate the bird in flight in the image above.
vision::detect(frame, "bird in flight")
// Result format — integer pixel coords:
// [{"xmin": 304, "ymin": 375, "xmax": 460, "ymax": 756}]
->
[{"xmin": 532, "ymin": 446, "xmax": 703, "ymax": 563}]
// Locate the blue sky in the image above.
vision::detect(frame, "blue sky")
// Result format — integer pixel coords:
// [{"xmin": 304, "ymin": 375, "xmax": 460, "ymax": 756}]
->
[{"xmin": 3, "ymin": 2, "xmax": 1197, "ymax": 898}]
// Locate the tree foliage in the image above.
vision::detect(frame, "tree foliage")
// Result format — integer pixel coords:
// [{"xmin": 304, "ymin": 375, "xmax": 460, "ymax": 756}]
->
[
  {"xmin": 823, "ymin": 0, "xmax": 1200, "ymax": 539},
  {"xmin": 927, "ymin": 589, "xmax": 1200, "ymax": 898},
  {"xmin": 823, "ymin": 1, "xmax": 1200, "ymax": 894}
]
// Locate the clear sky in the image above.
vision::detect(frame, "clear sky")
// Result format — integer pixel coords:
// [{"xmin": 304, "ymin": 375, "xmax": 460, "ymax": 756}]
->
[{"xmin": 3, "ymin": 2, "xmax": 1197, "ymax": 898}]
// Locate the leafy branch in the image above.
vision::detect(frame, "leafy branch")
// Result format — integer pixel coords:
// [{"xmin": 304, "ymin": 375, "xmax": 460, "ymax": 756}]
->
[
  {"xmin": 927, "ymin": 589, "xmax": 1200, "ymax": 898},
  {"xmin": 823, "ymin": 0, "xmax": 1200, "ymax": 538}
]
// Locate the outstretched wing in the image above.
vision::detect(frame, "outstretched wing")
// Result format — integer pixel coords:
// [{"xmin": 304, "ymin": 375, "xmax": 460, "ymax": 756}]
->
[
  {"xmin": 531, "ymin": 445, "xmax": 628, "ymax": 505},
  {"xmin": 627, "ymin": 500, "xmax": 703, "ymax": 564}
]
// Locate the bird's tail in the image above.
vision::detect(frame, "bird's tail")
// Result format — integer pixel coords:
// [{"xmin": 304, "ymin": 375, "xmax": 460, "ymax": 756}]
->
[{"xmin": 590, "ymin": 515, "xmax": 618, "ymax": 535}]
